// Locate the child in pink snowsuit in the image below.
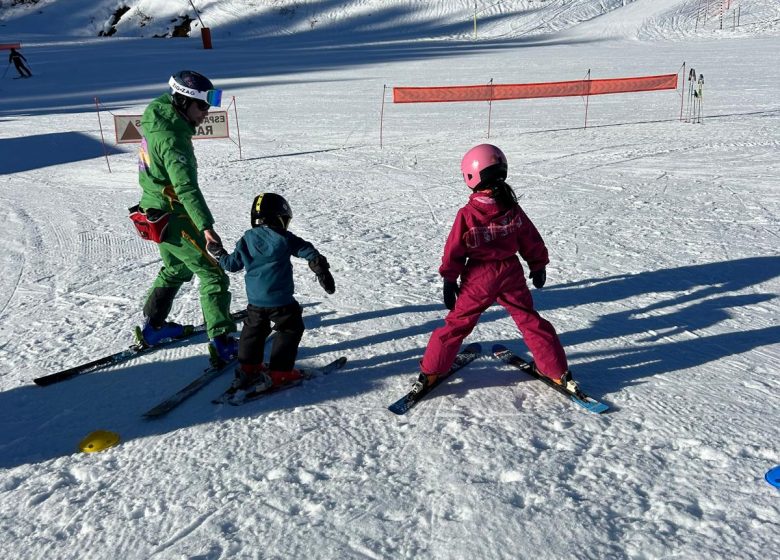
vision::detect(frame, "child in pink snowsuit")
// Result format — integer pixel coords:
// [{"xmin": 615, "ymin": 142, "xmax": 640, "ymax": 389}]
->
[{"xmin": 419, "ymin": 144, "xmax": 570, "ymax": 386}]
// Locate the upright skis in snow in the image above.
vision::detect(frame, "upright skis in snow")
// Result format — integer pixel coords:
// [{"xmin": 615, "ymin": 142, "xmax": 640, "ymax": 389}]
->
[
  {"xmin": 492, "ymin": 344, "xmax": 608, "ymax": 414},
  {"xmin": 34, "ymin": 310, "xmax": 248, "ymax": 386},
  {"xmin": 388, "ymin": 342, "xmax": 482, "ymax": 415}
]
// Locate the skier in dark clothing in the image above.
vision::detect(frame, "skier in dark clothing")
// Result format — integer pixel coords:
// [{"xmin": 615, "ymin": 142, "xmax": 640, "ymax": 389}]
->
[
  {"xmin": 9, "ymin": 48, "xmax": 32, "ymax": 78},
  {"xmin": 207, "ymin": 193, "xmax": 336, "ymax": 394}
]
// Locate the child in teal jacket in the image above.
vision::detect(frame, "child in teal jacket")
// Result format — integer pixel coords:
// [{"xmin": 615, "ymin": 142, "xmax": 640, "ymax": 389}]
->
[{"xmin": 208, "ymin": 193, "xmax": 335, "ymax": 392}]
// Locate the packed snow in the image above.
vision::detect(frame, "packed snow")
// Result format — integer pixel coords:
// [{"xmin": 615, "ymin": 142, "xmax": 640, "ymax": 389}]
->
[{"xmin": 1, "ymin": 1, "xmax": 778, "ymax": 559}]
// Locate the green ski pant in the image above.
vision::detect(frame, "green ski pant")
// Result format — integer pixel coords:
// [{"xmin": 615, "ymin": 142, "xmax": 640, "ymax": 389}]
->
[{"xmin": 143, "ymin": 213, "xmax": 234, "ymax": 339}]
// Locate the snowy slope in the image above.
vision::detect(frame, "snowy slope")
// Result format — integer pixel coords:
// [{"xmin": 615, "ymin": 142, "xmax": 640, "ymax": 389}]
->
[
  {"xmin": 3, "ymin": 0, "xmax": 779, "ymax": 40},
  {"xmin": 1, "ymin": 1, "xmax": 779, "ymax": 559}
]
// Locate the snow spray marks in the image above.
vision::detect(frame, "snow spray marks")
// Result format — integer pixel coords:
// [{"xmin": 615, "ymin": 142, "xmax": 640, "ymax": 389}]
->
[{"xmin": 765, "ymin": 466, "xmax": 780, "ymax": 489}]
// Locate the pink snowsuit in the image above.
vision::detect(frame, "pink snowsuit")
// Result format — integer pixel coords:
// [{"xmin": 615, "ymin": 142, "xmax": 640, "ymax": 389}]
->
[{"xmin": 420, "ymin": 191, "xmax": 568, "ymax": 378}]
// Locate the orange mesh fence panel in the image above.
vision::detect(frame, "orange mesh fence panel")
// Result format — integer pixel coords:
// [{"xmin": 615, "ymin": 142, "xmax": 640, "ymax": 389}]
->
[
  {"xmin": 0, "ymin": 43, "xmax": 21, "ymax": 50},
  {"xmin": 393, "ymin": 74, "xmax": 678, "ymax": 103}
]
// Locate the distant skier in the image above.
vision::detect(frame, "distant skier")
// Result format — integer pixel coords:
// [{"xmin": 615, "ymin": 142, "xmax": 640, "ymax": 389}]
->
[
  {"xmin": 207, "ymin": 193, "xmax": 336, "ymax": 393},
  {"xmin": 414, "ymin": 144, "xmax": 578, "ymax": 394},
  {"xmin": 132, "ymin": 70, "xmax": 238, "ymax": 362},
  {"xmin": 8, "ymin": 48, "xmax": 32, "ymax": 78}
]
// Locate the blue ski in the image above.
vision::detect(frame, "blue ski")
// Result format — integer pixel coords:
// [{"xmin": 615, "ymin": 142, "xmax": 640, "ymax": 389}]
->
[
  {"xmin": 388, "ymin": 343, "xmax": 482, "ymax": 415},
  {"xmin": 492, "ymin": 344, "xmax": 608, "ymax": 414}
]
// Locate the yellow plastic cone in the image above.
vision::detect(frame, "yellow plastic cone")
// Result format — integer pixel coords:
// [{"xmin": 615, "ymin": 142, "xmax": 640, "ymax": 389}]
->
[{"xmin": 78, "ymin": 430, "xmax": 120, "ymax": 453}]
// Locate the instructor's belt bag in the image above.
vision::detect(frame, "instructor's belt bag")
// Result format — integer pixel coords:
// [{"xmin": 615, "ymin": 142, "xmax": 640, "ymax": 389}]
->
[{"xmin": 128, "ymin": 205, "xmax": 170, "ymax": 243}]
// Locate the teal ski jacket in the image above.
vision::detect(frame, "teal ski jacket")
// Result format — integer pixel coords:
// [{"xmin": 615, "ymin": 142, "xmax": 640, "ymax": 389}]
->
[{"xmin": 218, "ymin": 226, "xmax": 320, "ymax": 308}]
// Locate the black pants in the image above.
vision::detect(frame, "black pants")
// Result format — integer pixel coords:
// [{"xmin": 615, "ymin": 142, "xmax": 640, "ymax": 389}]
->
[
  {"xmin": 239, "ymin": 302, "xmax": 305, "ymax": 371},
  {"xmin": 13, "ymin": 61, "xmax": 31, "ymax": 78}
]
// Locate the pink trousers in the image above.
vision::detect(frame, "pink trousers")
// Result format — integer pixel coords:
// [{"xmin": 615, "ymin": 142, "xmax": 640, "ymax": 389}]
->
[{"xmin": 420, "ymin": 258, "xmax": 568, "ymax": 378}]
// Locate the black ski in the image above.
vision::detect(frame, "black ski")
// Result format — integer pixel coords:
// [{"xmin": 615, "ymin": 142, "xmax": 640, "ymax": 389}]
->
[
  {"xmin": 388, "ymin": 342, "xmax": 481, "ymax": 415},
  {"xmin": 34, "ymin": 310, "xmax": 248, "ymax": 386},
  {"xmin": 492, "ymin": 344, "xmax": 608, "ymax": 414},
  {"xmin": 142, "ymin": 357, "xmax": 241, "ymax": 418},
  {"xmin": 213, "ymin": 356, "xmax": 348, "ymax": 406}
]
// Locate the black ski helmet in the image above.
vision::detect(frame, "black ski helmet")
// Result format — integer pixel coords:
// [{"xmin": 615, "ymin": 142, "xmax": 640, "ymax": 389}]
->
[
  {"xmin": 251, "ymin": 193, "xmax": 293, "ymax": 230},
  {"xmin": 169, "ymin": 70, "xmax": 218, "ymax": 111}
]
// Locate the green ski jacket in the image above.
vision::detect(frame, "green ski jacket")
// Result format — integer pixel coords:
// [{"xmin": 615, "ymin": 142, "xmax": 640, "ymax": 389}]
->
[{"xmin": 137, "ymin": 93, "xmax": 214, "ymax": 231}]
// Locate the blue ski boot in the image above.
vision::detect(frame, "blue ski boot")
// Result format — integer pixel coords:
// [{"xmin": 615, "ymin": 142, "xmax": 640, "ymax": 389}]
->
[
  {"xmin": 208, "ymin": 334, "xmax": 239, "ymax": 365},
  {"xmin": 136, "ymin": 320, "xmax": 190, "ymax": 347}
]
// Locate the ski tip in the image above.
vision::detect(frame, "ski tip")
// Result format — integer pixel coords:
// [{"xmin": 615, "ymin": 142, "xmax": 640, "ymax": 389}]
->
[
  {"xmin": 491, "ymin": 343, "xmax": 508, "ymax": 354},
  {"xmin": 585, "ymin": 401, "xmax": 610, "ymax": 414},
  {"xmin": 464, "ymin": 342, "xmax": 482, "ymax": 354},
  {"xmin": 388, "ymin": 402, "xmax": 408, "ymax": 415},
  {"xmin": 335, "ymin": 356, "xmax": 348, "ymax": 367}
]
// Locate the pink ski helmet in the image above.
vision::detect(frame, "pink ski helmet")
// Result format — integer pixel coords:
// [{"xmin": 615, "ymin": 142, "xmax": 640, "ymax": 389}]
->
[{"xmin": 460, "ymin": 144, "xmax": 508, "ymax": 190}]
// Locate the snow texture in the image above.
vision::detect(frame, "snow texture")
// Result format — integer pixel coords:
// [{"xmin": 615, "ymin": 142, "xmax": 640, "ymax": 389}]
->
[{"xmin": 0, "ymin": 1, "xmax": 778, "ymax": 559}]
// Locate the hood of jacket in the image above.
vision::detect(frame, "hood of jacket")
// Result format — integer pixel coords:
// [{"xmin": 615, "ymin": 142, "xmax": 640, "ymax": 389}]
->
[{"xmin": 467, "ymin": 191, "xmax": 515, "ymax": 223}]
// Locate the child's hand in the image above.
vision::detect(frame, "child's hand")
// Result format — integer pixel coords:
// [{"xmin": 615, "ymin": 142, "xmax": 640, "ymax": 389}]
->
[
  {"xmin": 309, "ymin": 255, "xmax": 336, "ymax": 294},
  {"xmin": 206, "ymin": 241, "xmax": 228, "ymax": 260},
  {"xmin": 443, "ymin": 280, "xmax": 460, "ymax": 310},
  {"xmin": 529, "ymin": 268, "xmax": 546, "ymax": 289}
]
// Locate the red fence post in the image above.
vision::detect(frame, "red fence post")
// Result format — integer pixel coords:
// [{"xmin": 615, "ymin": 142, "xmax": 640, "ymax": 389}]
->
[
  {"xmin": 380, "ymin": 85, "xmax": 387, "ymax": 149},
  {"xmin": 94, "ymin": 97, "xmax": 112, "ymax": 173},
  {"xmin": 201, "ymin": 28, "xmax": 212, "ymax": 49}
]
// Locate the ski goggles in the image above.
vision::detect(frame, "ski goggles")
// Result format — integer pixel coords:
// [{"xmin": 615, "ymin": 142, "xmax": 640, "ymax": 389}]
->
[{"xmin": 168, "ymin": 77, "xmax": 223, "ymax": 108}]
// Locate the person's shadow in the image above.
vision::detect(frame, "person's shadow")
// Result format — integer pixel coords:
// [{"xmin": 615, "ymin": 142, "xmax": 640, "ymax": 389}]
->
[
  {"xmin": 528, "ymin": 256, "xmax": 780, "ymax": 396},
  {"xmin": 1, "ymin": 256, "xmax": 777, "ymax": 467}
]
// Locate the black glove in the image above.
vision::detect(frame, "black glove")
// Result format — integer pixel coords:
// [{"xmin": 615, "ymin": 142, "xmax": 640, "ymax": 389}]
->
[
  {"xmin": 309, "ymin": 255, "xmax": 335, "ymax": 294},
  {"xmin": 206, "ymin": 241, "xmax": 228, "ymax": 260},
  {"xmin": 443, "ymin": 280, "xmax": 460, "ymax": 310},
  {"xmin": 529, "ymin": 267, "xmax": 546, "ymax": 289}
]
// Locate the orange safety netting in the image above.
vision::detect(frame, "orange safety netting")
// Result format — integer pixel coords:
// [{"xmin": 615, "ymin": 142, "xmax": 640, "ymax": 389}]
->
[
  {"xmin": 0, "ymin": 43, "xmax": 21, "ymax": 50},
  {"xmin": 393, "ymin": 74, "xmax": 678, "ymax": 103}
]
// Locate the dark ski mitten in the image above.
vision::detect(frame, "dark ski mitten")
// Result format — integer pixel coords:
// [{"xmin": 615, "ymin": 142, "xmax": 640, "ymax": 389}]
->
[
  {"xmin": 206, "ymin": 241, "xmax": 228, "ymax": 260},
  {"xmin": 309, "ymin": 255, "xmax": 335, "ymax": 294},
  {"xmin": 443, "ymin": 280, "xmax": 460, "ymax": 310},
  {"xmin": 529, "ymin": 267, "xmax": 546, "ymax": 289}
]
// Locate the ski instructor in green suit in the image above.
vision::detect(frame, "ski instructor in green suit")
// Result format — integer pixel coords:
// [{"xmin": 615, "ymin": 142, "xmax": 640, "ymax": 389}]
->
[{"xmin": 132, "ymin": 70, "xmax": 237, "ymax": 363}]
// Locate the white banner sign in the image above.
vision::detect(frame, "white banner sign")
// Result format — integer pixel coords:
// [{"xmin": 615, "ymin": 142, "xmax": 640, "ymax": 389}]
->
[{"xmin": 114, "ymin": 111, "xmax": 230, "ymax": 144}]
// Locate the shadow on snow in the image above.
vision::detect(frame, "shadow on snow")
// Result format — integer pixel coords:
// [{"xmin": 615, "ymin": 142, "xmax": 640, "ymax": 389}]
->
[
  {"xmin": 0, "ymin": 132, "xmax": 124, "ymax": 174},
  {"xmin": 0, "ymin": 255, "xmax": 777, "ymax": 468}
]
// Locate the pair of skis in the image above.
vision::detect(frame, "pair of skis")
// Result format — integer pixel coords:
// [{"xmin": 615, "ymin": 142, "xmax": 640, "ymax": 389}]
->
[
  {"xmin": 210, "ymin": 357, "xmax": 349, "ymax": 406},
  {"xmin": 388, "ymin": 343, "xmax": 608, "ymax": 415},
  {"xmin": 31, "ymin": 307, "xmax": 348, "ymax": 417},
  {"xmin": 36, "ymin": 321, "xmax": 606, "ymax": 417},
  {"xmin": 143, "ymin": 356, "xmax": 348, "ymax": 417},
  {"xmin": 32, "ymin": 310, "xmax": 249, "ymax": 386}
]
